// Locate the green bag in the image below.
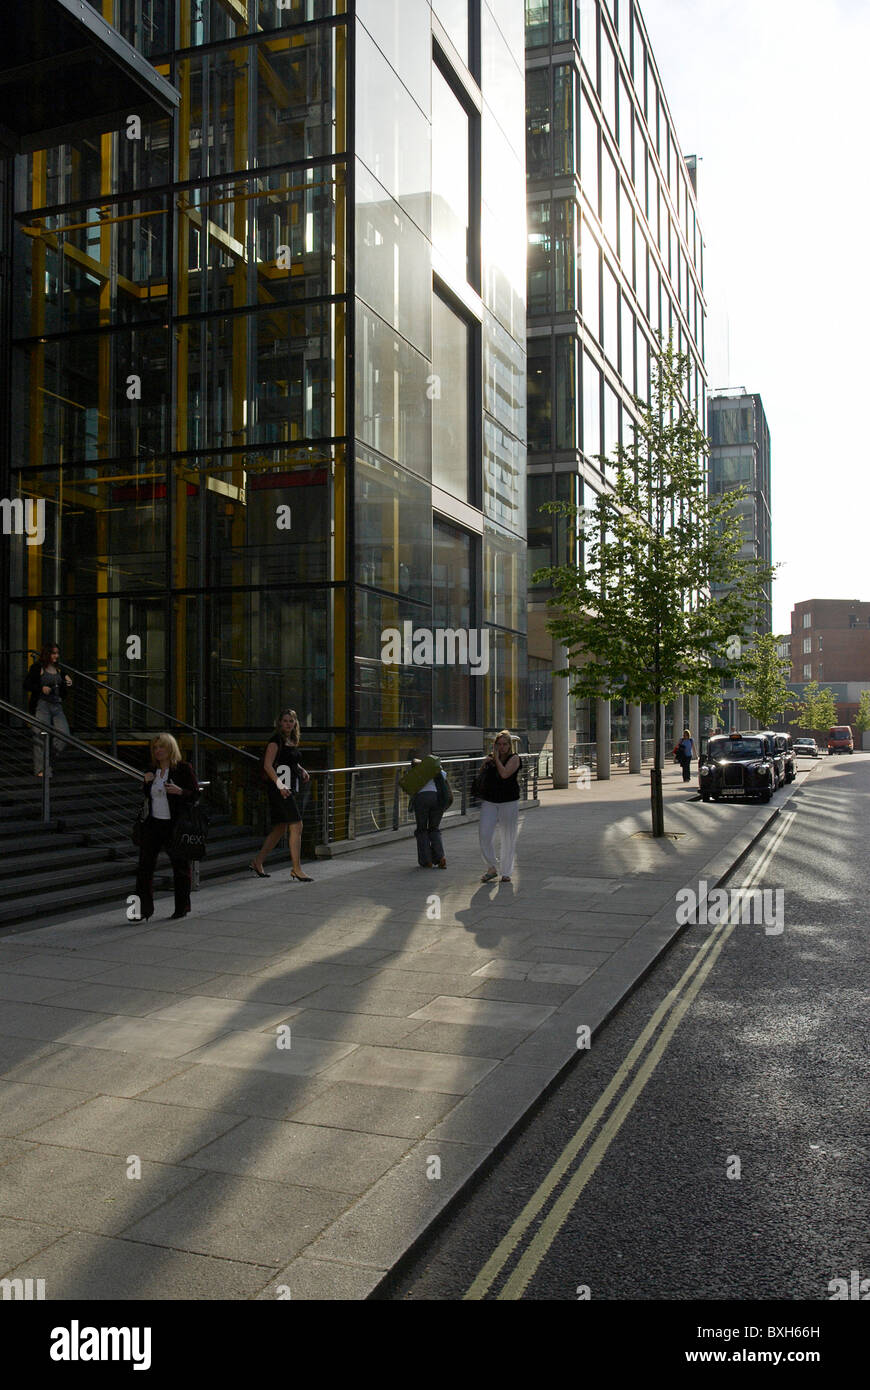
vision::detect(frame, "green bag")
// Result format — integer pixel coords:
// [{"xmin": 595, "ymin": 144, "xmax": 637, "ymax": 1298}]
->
[{"xmin": 399, "ymin": 754, "xmax": 441, "ymax": 797}]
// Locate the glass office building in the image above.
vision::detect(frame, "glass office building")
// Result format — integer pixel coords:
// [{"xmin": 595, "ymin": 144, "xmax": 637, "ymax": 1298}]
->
[
  {"xmin": 524, "ymin": 0, "xmax": 707, "ymax": 747},
  {"xmin": 708, "ymin": 390, "xmax": 772, "ymax": 729},
  {"xmin": 4, "ymin": 0, "xmax": 527, "ymax": 767}
]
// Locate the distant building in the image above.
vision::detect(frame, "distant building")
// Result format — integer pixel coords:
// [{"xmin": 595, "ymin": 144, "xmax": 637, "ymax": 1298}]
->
[
  {"xmin": 707, "ymin": 390, "xmax": 772, "ymax": 729},
  {"xmin": 788, "ymin": 600, "xmax": 870, "ymax": 728},
  {"xmin": 525, "ymin": 0, "xmax": 707, "ymax": 756}
]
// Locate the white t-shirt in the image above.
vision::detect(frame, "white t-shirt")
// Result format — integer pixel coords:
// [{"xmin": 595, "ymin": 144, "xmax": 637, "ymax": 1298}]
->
[
  {"xmin": 419, "ymin": 779, "xmax": 437, "ymax": 794},
  {"xmin": 151, "ymin": 769, "xmax": 172, "ymax": 820}
]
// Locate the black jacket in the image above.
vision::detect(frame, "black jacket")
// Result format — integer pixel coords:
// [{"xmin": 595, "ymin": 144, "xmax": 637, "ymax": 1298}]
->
[
  {"xmin": 25, "ymin": 662, "xmax": 71, "ymax": 716},
  {"xmin": 142, "ymin": 762, "xmax": 200, "ymax": 823}
]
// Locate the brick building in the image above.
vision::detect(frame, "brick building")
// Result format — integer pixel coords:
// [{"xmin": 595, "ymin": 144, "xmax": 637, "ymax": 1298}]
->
[{"xmin": 789, "ymin": 599, "xmax": 870, "ymax": 730}]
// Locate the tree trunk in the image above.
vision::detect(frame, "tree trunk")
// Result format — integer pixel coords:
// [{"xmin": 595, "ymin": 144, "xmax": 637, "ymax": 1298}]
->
[{"xmin": 651, "ymin": 659, "xmax": 665, "ymax": 837}]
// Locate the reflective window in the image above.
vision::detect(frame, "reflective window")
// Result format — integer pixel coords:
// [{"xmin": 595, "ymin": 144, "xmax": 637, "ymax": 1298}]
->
[
  {"xmin": 582, "ymin": 352, "xmax": 602, "ymax": 460},
  {"xmin": 484, "ymin": 314, "xmax": 525, "ymax": 441},
  {"xmin": 434, "ymin": 0, "xmax": 470, "ymax": 67},
  {"xmin": 433, "ymin": 521, "xmax": 475, "ymax": 726},
  {"xmin": 527, "ymin": 342, "xmax": 551, "ymax": 453},
  {"xmin": 600, "ymin": 34, "xmax": 616, "ymax": 135},
  {"xmin": 553, "ymin": 65, "xmax": 576, "ymax": 176},
  {"xmin": 582, "ymin": 218, "xmax": 601, "ymax": 342},
  {"xmin": 578, "ymin": 0, "xmax": 599, "ymax": 83},
  {"xmin": 602, "ymin": 261, "xmax": 618, "ymax": 366},
  {"xmin": 485, "ymin": 525, "xmax": 528, "ymax": 632},
  {"xmin": 526, "ymin": 68, "xmax": 552, "ymax": 179},
  {"xmin": 433, "ymin": 64, "xmax": 471, "ymax": 280},
  {"xmin": 357, "ymin": 0, "xmax": 431, "ymax": 113},
  {"xmin": 580, "ymin": 92, "xmax": 600, "ymax": 217},
  {"xmin": 356, "ymin": 24, "xmax": 431, "ymax": 235},
  {"xmin": 632, "ymin": 19, "xmax": 645, "ymax": 101},
  {"xmin": 620, "ymin": 185, "xmax": 634, "ymax": 283},
  {"xmin": 603, "ymin": 381, "xmax": 620, "ymax": 466},
  {"xmin": 633, "ymin": 118, "xmax": 647, "ymax": 215},
  {"xmin": 617, "ymin": 0, "xmax": 631, "ymax": 55},
  {"xmin": 621, "ymin": 299, "xmax": 635, "ymax": 395},
  {"xmin": 356, "ymin": 448, "xmax": 432, "ymax": 603},
  {"xmin": 602, "ymin": 147, "xmax": 618, "ymax": 251},
  {"xmin": 356, "ymin": 303, "xmax": 431, "ymax": 478},
  {"xmin": 356, "ymin": 591, "xmax": 432, "ymax": 731},
  {"xmin": 432, "ymin": 294, "xmax": 471, "ymax": 501},
  {"xmin": 555, "ymin": 335, "xmax": 577, "ymax": 450},
  {"xmin": 485, "ymin": 418, "xmax": 526, "ymax": 535},
  {"xmin": 356, "ymin": 162, "xmax": 430, "ymax": 358},
  {"xmin": 618, "ymin": 75, "xmax": 632, "ymax": 165}
]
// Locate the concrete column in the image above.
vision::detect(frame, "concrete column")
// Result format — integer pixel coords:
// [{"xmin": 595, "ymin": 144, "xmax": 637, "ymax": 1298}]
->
[
  {"xmin": 596, "ymin": 698, "xmax": 611, "ymax": 780},
  {"xmin": 629, "ymin": 702, "xmax": 642, "ymax": 773},
  {"xmin": 674, "ymin": 694, "xmax": 685, "ymax": 740},
  {"xmin": 689, "ymin": 694, "xmax": 700, "ymax": 741},
  {"xmin": 552, "ymin": 639, "xmax": 570, "ymax": 789}
]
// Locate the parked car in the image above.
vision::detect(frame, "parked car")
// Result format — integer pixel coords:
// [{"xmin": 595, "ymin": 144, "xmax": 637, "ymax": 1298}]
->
[
  {"xmin": 827, "ymin": 725, "xmax": 854, "ymax": 754},
  {"xmin": 793, "ymin": 737, "xmax": 820, "ymax": 758},
  {"xmin": 758, "ymin": 731, "xmax": 787, "ymax": 788},
  {"xmin": 775, "ymin": 732, "xmax": 796, "ymax": 783},
  {"xmin": 698, "ymin": 732, "xmax": 776, "ymax": 803}
]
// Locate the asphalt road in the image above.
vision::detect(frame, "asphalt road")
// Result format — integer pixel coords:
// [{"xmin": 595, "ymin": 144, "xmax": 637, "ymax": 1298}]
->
[{"xmin": 390, "ymin": 753, "xmax": 870, "ymax": 1305}]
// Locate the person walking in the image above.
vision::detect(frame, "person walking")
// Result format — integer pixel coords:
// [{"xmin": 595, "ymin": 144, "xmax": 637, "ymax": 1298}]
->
[
  {"xmin": 677, "ymin": 728, "xmax": 696, "ymax": 783},
  {"xmin": 250, "ymin": 709, "xmax": 313, "ymax": 882},
  {"xmin": 403, "ymin": 752, "xmax": 447, "ymax": 869},
  {"xmin": 25, "ymin": 643, "xmax": 73, "ymax": 776},
  {"xmin": 135, "ymin": 733, "xmax": 200, "ymax": 921},
  {"xmin": 478, "ymin": 729, "xmax": 521, "ymax": 883}
]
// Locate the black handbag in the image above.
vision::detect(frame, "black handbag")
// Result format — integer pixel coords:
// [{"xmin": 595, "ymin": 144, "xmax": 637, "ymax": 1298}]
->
[
  {"xmin": 131, "ymin": 798, "xmax": 150, "ymax": 847},
  {"xmin": 436, "ymin": 772, "xmax": 454, "ymax": 809},
  {"xmin": 470, "ymin": 763, "xmax": 490, "ymax": 800},
  {"xmin": 169, "ymin": 803, "xmax": 210, "ymax": 861}
]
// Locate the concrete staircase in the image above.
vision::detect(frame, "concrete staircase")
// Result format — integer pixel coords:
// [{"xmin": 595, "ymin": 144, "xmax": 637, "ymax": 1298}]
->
[{"xmin": 0, "ymin": 744, "xmax": 265, "ymax": 928}]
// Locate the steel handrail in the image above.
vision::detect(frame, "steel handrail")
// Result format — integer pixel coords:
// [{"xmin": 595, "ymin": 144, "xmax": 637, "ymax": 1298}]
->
[
  {"xmin": 0, "ymin": 698, "xmax": 144, "ymax": 781},
  {"xmin": 34, "ymin": 657, "xmax": 260, "ymax": 764}
]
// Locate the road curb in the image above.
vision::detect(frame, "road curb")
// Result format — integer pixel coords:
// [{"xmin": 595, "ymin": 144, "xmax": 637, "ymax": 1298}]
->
[{"xmin": 352, "ymin": 768, "xmax": 815, "ymax": 1300}]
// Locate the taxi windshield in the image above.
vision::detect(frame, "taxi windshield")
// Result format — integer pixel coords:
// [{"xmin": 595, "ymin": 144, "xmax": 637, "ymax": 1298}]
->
[{"xmin": 709, "ymin": 738, "xmax": 764, "ymax": 759}]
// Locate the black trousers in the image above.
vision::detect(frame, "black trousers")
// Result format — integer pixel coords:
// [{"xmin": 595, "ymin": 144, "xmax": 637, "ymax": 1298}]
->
[
  {"xmin": 136, "ymin": 819, "xmax": 191, "ymax": 918},
  {"xmin": 413, "ymin": 791, "xmax": 444, "ymax": 866},
  {"xmin": 678, "ymin": 753, "xmax": 692, "ymax": 782}
]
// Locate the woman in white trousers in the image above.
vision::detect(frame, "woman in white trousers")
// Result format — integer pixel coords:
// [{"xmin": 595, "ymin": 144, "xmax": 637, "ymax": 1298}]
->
[{"xmin": 478, "ymin": 730, "xmax": 521, "ymax": 882}]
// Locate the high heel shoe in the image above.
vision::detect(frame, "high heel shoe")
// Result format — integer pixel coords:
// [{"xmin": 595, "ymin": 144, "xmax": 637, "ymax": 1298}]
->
[
  {"xmin": 170, "ymin": 909, "xmax": 190, "ymax": 920},
  {"xmin": 290, "ymin": 870, "xmax": 313, "ymax": 882},
  {"xmin": 249, "ymin": 861, "xmax": 270, "ymax": 878}
]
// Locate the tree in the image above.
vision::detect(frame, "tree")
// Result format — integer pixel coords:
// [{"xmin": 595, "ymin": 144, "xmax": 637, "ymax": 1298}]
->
[
  {"xmin": 737, "ymin": 633, "xmax": 794, "ymax": 728},
  {"xmin": 852, "ymin": 690, "xmax": 870, "ymax": 741},
  {"xmin": 789, "ymin": 680, "xmax": 837, "ymax": 735},
  {"xmin": 533, "ymin": 339, "xmax": 775, "ymax": 837}
]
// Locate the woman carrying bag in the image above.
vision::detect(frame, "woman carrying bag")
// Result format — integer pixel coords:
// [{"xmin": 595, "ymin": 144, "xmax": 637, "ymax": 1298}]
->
[
  {"xmin": 250, "ymin": 709, "xmax": 313, "ymax": 882},
  {"xmin": 134, "ymin": 733, "xmax": 200, "ymax": 921},
  {"xmin": 477, "ymin": 730, "xmax": 521, "ymax": 883},
  {"xmin": 401, "ymin": 752, "xmax": 449, "ymax": 869}
]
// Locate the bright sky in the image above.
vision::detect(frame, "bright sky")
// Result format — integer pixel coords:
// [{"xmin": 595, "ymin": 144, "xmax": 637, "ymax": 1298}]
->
[{"xmin": 642, "ymin": 0, "xmax": 870, "ymax": 634}]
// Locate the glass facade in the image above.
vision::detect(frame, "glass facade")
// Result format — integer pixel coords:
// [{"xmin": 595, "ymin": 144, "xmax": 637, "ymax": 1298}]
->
[
  {"xmin": 4, "ymin": 0, "xmax": 527, "ymax": 768},
  {"xmin": 525, "ymin": 0, "xmax": 707, "ymax": 744}
]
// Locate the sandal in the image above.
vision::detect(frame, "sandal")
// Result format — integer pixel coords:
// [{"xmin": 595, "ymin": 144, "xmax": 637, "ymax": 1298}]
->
[
  {"xmin": 290, "ymin": 870, "xmax": 313, "ymax": 882},
  {"xmin": 481, "ymin": 868, "xmax": 498, "ymax": 882},
  {"xmin": 249, "ymin": 862, "xmax": 270, "ymax": 878}
]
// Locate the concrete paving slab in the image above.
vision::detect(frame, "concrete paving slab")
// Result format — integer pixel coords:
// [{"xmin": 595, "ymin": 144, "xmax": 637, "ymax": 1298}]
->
[
  {"xmin": 320, "ymin": 1044, "xmax": 500, "ymax": 1095},
  {"xmin": 256, "ymin": 1255, "xmax": 382, "ymax": 1301},
  {"xmin": 0, "ymin": 1216, "xmax": 66, "ymax": 1275},
  {"xmin": 184, "ymin": 1115, "xmax": 409, "ymax": 1194},
  {"xmin": 181, "ymin": 1029, "xmax": 358, "ymax": 1077},
  {"xmin": 303, "ymin": 1138, "xmax": 490, "ymax": 1271},
  {"xmin": 22, "ymin": 1094, "xmax": 245, "ymax": 1163},
  {"xmin": 3, "ymin": 1230, "xmax": 273, "ymax": 1299},
  {"xmin": 400, "ymin": 1020, "xmax": 531, "ymax": 1059},
  {"xmin": 286, "ymin": 1009, "xmax": 422, "ymax": 1046},
  {"xmin": 469, "ymin": 976, "xmax": 577, "ymax": 1005},
  {"xmin": 299, "ymin": 983, "xmax": 439, "ymax": 1017},
  {"xmin": 80, "ymin": 963, "xmax": 228, "ymax": 992},
  {"xmin": 0, "ymin": 1001, "xmax": 113, "ymax": 1043},
  {"xmin": 57, "ymin": 1015, "xmax": 234, "ymax": 1059},
  {"xmin": 409, "ymin": 995, "xmax": 555, "ymax": 1030},
  {"xmin": 121, "ymin": 1170, "xmax": 350, "ymax": 1267},
  {"xmin": 0, "ymin": 1079, "xmax": 95, "ymax": 1136},
  {"xmin": 0, "ymin": 1146, "xmax": 204, "ymax": 1236},
  {"xmin": 35, "ymin": 983, "xmax": 180, "ymax": 1017},
  {"xmin": 1, "ymin": 1044, "xmax": 191, "ymax": 1098},
  {"xmin": 146, "ymin": 996, "xmax": 298, "ymax": 1032},
  {"xmin": 0, "ymin": 974, "xmax": 76, "ymax": 1004},
  {"xmin": 288, "ymin": 1081, "xmax": 458, "ymax": 1139},
  {"xmin": 135, "ymin": 1065, "xmax": 333, "ymax": 1120},
  {"xmin": 1, "ymin": 953, "xmax": 120, "ymax": 982}
]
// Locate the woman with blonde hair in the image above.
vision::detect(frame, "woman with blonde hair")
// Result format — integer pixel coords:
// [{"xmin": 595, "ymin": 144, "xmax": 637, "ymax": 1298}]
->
[
  {"xmin": 134, "ymin": 733, "xmax": 200, "ymax": 920},
  {"xmin": 477, "ymin": 729, "xmax": 521, "ymax": 883},
  {"xmin": 250, "ymin": 709, "xmax": 312, "ymax": 882}
]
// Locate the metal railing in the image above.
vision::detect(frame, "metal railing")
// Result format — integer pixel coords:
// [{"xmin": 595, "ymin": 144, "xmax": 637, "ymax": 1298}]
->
[
  {"xmin": 306, "ymin": 754, "xmax": 540, "ymax": 848},
  {"xmin": 536, "ymin": 739, "xmax": 657, "ymax": 778}
]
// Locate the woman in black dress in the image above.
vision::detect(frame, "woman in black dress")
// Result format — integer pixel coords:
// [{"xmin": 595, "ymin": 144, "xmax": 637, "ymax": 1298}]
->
[{"xmin": 250, "ymin": 709, "xmax": 313, "ymax": 882}]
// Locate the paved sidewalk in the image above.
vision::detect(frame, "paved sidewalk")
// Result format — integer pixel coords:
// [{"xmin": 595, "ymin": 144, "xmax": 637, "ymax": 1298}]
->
[{"xmin": 0, "ymin": 765, "xmax": 808, "ymax": 1299}]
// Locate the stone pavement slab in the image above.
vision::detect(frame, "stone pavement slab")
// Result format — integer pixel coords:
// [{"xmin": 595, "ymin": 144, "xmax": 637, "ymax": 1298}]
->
[{"xmin": 0, "ymin": 765, "xmax": 811, "ymax": 1298}]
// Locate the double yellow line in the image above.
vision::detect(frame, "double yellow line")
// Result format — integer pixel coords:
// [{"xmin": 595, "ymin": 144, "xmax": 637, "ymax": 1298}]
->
[{"xmin": 465, "ymin": 812, "xmax": 795, "ymax": 1300}]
